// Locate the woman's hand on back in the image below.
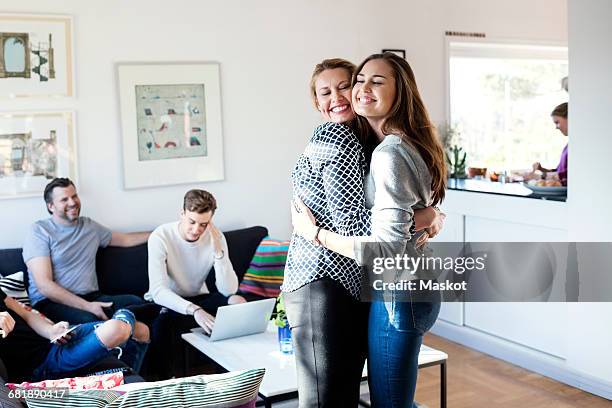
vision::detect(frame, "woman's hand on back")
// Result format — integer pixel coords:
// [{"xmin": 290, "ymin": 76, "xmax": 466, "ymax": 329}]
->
[
  {"xmin": 426, "ymin": 210, "xmax": 446, "ymax": 239},
  {"xmin": 291, "ymin": 198, "xmax": 318, "ymax": 242},
  {"xmin": 415, "ymin": 208, "xmax": 446, "ymax": 247}
]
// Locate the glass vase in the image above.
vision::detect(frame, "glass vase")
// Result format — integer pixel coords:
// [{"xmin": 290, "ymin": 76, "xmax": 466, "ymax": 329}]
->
[{"xmin": 277, "ymin": 324, "xmax": 293, "ymax": 354}]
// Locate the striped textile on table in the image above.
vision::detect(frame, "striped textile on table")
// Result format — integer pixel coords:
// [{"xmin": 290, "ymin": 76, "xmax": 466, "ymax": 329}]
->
[
  {"xmin": 239, "ymin": 237, "xmax": 289, "ymax": 298},
  {"xmin": 25, "ymin": 369, "xmax": 265, "ymax": 408},
  {"xmin": 0, "ymin": 271, "xmax": 30, "ymax": 306}
]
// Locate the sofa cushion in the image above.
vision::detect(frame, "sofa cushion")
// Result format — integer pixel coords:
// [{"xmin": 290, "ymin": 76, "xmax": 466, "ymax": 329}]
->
[
  {"xmin": 222, "ymin": 226, "xmax": 269, "ymax": 282},
  {"xmin": 24, "ymin": 369, "xmax": 265, "ymax": 408},
  {"xmin": 205, "ymin": 226, "xmax": 268, "ymax": 293},
  {"xmin": 0, "ymin": 249, "xmax": 27, "ymax": 280},
  {"xmin": 25, "ymin": 389, "xmax": 121, "ymax": 408},
  {"xmin": 0, "ymin": 272, "xmax": 30, "ymax": 306},
  {"xmin": 6, "ymin": 372, "xmax": 124, "ymax": 391},
  {"xmin": 96, "ymin": 244, "xmax": 149, "ymax": 297},
  {"xmin": 238, "ymin": 237, "xmax": 289, "ymax": 298}
]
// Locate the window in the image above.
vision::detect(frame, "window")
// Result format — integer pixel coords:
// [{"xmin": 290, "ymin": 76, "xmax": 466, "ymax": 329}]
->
[{"xmin": 448, "ymin": 41, "xmax": 568, "ymax": 171}]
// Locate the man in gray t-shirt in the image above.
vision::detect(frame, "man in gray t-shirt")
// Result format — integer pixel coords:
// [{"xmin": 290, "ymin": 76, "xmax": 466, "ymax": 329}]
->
[
  {"xmin": 22, "ymin": 178, "xmax": 151, "ymax": 325},
  {"xmin": 24, "ymin": 217, "xmax": 112, "ymax": 306}
]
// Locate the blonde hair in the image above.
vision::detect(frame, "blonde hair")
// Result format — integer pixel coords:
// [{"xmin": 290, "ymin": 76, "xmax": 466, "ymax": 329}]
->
[{"xmin": 309, "ymin": 58, "xmax": 356, "ymax": 109}]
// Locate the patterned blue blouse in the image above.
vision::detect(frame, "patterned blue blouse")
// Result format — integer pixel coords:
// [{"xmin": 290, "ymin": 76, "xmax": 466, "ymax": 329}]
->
[{"xmin": 282, "ymin": 122, "xmax": 371, "ymax": 299}]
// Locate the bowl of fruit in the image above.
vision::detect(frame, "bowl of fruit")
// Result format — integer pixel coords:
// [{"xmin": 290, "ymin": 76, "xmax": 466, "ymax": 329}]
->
[{"xmin": 524, "ymin": 179, "xmax": 567, "ymax": 195}]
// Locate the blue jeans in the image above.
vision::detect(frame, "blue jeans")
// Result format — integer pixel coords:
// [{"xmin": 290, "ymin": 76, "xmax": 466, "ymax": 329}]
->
[
  {"xmin": 368, "ymin": 285, "xmax": 441, "ymax": 408},
  {"xmin": 33, "ymin": 309, "xmax": 148, "ymax": 380}
]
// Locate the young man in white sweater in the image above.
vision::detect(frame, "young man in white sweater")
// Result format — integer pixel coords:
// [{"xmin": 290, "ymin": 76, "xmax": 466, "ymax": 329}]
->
[{"xmin": 145, "ymin": 189, "xmax": 245, "ymax": 335}]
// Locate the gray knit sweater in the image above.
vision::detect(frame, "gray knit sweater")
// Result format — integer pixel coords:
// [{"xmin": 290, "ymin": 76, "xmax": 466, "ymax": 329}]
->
[{"xmin": 355, "ymin": 134, "xmax": 433, "ymax": 264}]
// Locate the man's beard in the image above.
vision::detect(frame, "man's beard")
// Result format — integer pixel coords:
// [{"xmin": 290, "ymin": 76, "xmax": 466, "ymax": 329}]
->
[{"xmin": 62, "ymin": 206, "xmax": 80, "ymax": 221}]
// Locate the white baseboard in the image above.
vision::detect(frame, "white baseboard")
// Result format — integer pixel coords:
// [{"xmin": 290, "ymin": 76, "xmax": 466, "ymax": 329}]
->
[{"xmin": 430, "ymin": 320, "xmax": 612, "ymax": 400}]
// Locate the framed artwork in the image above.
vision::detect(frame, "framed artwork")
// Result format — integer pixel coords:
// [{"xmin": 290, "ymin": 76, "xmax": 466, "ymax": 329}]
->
[
  {"xmin": 382, "ymin": 49, "xmax": 406, "ymax": 59},
  {"xmin": 0, "ymin": 14, "xmax": 74, "ymax": 98},
  {"xmin": 0, "ymin": 111, "xmax": 77, "ymax": 199},
  {"xmin": 118, "ymin": 63, "xmax": 224, "ymax": 189}
]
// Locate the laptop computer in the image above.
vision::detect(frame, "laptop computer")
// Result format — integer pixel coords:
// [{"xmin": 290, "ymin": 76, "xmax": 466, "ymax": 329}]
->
[{"xmin": 192, "ymin": 298, "xmax": 276, "ymax": 341}]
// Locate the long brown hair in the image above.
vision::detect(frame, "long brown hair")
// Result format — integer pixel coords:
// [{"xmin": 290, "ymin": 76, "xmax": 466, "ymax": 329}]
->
[{"xmin": 352, "ymin": 53, "xmax": 447, "ymax": 205}]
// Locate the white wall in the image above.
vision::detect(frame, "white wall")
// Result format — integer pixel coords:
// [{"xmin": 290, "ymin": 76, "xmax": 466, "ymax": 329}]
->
[
  {"xmin": 432, "ymin": 0, "xmax": 612, "ymax": 395},
  {"xmin": 0, "ymin": 0, "xmax": 567, "ymax": 248},
  {"xmin": 566, "ymin": 0, "xmax": 612, "ymax": 389}
]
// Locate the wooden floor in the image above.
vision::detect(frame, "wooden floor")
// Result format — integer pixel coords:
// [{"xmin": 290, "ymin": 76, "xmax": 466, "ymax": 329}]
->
[
  {"xmin": 190, "ymin": 333, "xmax": 610, "ymax": 408},
  {"xmin": 414, "ymin": 334, "xmax": 611, "ymax": 408}
]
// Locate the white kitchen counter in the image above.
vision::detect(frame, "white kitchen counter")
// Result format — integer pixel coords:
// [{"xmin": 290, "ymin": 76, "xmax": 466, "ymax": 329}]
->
[
  {"xmin": 426, "ymin": 186, "xmax": 612, "ymax": 399},
  {"xmin": 441, "ymin": 187, "xmax": 568, "ymax": 232}
]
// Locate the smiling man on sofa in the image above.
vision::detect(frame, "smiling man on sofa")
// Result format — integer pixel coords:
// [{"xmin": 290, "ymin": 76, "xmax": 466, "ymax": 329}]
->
[{"xmin": 23, "ymin": 178, "xmax": 150, "ymax": 326}]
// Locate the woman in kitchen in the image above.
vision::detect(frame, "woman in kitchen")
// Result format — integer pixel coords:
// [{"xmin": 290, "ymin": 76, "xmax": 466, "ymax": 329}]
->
[{"xmin": 533, "ymin": 102, "xmax": 568, "ymax": 185}]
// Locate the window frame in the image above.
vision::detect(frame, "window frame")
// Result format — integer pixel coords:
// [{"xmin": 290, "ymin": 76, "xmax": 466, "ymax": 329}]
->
[
  {"xmin": 444, "ymin": 36, "xmax": 569, "ymax": 129},
  {"xmin": 444, "ymin": 36, "xmax": 569, "ymax": 172}
]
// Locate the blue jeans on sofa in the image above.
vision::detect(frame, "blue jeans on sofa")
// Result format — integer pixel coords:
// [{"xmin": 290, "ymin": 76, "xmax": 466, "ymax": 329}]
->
[{"xmin": 33, "ymin": 309, "xmax": 148, "ymax": 380}]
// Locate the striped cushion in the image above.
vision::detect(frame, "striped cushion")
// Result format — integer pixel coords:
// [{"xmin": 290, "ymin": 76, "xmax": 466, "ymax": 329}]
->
[
  {"xmin": 239, "ymin": 237, "xmax": 289, "ymax": 298},
  {"xmin": 25, "ymin": 390, "xmax": 121, "ymax": 408},
  {"xmin": 0, "ymin": 271, "xmax": 30, "ymax": 306},
  {"xmin": 25, "ymin": 369, "xmax": 265, "ymax": 408}
]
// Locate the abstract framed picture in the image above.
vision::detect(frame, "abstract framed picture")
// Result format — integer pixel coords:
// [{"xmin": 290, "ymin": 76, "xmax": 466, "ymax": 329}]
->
[
  {"xmin": 0, "ymin": 14, "xmax": 74, "ymax": 98},
  {"xmin": 0, "ymin": 111, "xmax": 77, "ymax": 199},
  {"xmin": 117, "ymin": 63, "xmax": 224, "ymax": 189}
]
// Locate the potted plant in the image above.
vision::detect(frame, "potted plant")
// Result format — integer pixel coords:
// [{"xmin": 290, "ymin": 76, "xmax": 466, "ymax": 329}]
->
[
  {"xmin": 438, "ymin": 123, "xmax": 467, "ymax": 179},
  {"xmin": 447, "ymin": 145, "xmax": 467, "ymax": 179}
]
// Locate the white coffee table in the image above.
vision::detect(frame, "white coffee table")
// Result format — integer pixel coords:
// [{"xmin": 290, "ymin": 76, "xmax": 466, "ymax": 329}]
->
[{"xmin": 182, "ymin": 323, "xmax": 448, "ymax": 407}]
